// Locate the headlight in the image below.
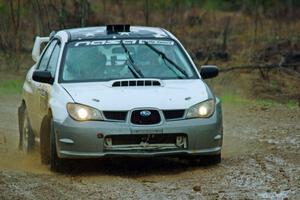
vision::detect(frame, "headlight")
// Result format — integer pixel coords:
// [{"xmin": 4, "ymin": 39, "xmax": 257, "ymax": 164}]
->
[
  {"xmin": 67, "ymin": 103, "xmax": 103, "ymax": 121},
  {"xmin": 186, "ymin": 99, "xmax": 215, "ymax": 118}
]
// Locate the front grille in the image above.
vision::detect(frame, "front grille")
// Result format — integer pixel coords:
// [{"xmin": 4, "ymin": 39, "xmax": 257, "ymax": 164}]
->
[
  {"xmin": 103, "ymin": 111, "xmax": 127, "ymax": 121},
  {"xmin": 163, "ymin": 110, "xmax": 185, "ymax": 120},
  {"xmin": 131, "ymin": 109, "xmax": 161, "ymax": 125},
  {"xmin": 109, "ymin": 134, "xmax": 182, "ymax": 145},
  {"xmin": 104, "ymin": 134, "xmax": 188, "ymax": 151}
]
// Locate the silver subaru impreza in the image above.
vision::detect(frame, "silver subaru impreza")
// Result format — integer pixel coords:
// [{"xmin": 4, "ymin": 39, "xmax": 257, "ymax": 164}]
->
[{"xmin": 18, "ymin": 25, "xmax": 223, "ymax": 172}]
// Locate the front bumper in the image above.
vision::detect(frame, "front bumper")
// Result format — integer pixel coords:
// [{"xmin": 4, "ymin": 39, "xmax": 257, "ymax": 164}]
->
[{"xmin": 53, "ymin": 106, "xmax": 223, "ymax": 159}]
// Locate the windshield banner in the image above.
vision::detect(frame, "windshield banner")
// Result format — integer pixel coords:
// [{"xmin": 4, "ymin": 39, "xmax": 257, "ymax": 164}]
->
[{"xmin": 73, "ymin": 40, "xmax": 174, "ymax": 47}]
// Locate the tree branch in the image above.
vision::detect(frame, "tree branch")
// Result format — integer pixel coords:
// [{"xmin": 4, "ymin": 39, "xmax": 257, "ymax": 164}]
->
[
  {"xmin": 219, "ymin": 64, "xmax": 298, "ymax": 72},
  {"xmin": 219, "ymin": 63, "xmax": 300, "ymax": 78}
]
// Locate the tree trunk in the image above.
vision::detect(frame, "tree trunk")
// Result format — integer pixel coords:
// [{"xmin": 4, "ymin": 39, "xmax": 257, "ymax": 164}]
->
[
  {"xmin": 102, "ymin": 0, "xmax": 107, "ymax": 23},
  {"xmin": 73, "ymin": 0, "xmax": 90, "ymax": 27},
  {"xmin": 54, "ymin": 0, "xmax": 66, "ymax": 28},
  {"xmin": 221, "ymin": 17, "xmax": 231, "ymax": 52},
  {"xmin": 144, "ymin": 0, "xmax": 149, "ymax": 25},
  {"xmin": 9, "ymin": 0, "xmax": 21, "ymax": 71},
  {"xmin": 32, "ymin": 0, "xmax": 46, "ymax": 35}
]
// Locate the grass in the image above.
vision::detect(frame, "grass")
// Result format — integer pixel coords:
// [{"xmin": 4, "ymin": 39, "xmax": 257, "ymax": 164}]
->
[
  {"xmin": 0, "ymin": 79, "xmax": 23, "ymax": 96},
  {"xmin": 219, "ymin": 93, "xmax": 298, "ymax": 109},
  {"xmin": 286, "ymin": 100, "xmax": 298, "ymax": 109},
  {"xmin": 219, "ymin": 94, "xmax": 252, "ymax": 105}
]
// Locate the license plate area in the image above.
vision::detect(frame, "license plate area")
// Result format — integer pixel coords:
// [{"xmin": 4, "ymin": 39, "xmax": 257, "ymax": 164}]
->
[{"xmin": 104, "ymin": 134, "xmax": 187, "ymax": 151}]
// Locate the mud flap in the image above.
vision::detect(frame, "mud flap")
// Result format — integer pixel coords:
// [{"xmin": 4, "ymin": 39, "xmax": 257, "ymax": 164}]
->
[
  {"xmin": 18, "ymin": 103, "xmax": 25, "ymax": 149},
  {"xmin": 40, "ymin": 115, "xmax": 51, "ymax": 164}
]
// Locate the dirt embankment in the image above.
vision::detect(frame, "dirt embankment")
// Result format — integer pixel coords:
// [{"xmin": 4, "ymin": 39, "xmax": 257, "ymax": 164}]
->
[{"xmin": 0, "ymin": 94, "xmax": 299, "ymax": 199}]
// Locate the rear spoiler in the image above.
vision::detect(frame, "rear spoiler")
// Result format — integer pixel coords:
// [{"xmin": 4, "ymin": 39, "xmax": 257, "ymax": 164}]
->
[{"xmin": 32, "ymin": 36, "xmax": 49, "ymax": 62}]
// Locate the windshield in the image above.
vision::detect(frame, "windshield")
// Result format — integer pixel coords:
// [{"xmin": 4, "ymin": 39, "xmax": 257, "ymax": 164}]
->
[{"xmin": 59, "ymin": 39, "xmax": 197, "ymax": 82}]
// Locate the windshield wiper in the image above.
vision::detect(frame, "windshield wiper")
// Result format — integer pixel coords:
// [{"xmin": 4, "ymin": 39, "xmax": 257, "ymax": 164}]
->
[
  {"xmin": 121, "ymin": 42, "xmax": 144, "ymax": 78},
  {"xmin": 144, "ymin": 42, "xmax": 188, "ymax": 78}
]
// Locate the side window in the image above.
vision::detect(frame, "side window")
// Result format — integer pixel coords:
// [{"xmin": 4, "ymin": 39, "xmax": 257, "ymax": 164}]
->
[
  {"xmin": 37, "ymin": 41, "xmax": 57, "ymax": 71},
  {"xmin": 47, "ymin": 43, "xmax": 61, "ymax": 77}
]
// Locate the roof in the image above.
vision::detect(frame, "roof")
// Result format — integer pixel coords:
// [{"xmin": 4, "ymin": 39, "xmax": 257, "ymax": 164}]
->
[{"xmin": 64, "ymin": 26, "xmax": 172, "ymax": 41}]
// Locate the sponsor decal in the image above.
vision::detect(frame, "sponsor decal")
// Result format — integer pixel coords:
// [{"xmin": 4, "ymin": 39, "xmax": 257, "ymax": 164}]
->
[{"xmin": 73, "ymin": 40, "xmax": 174, "ymax": 47}]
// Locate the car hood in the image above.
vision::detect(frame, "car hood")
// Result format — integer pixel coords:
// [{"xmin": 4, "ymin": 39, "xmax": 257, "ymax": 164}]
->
[{"xmin": 61, "ymin": 79, "xmax": 209, "ymax": 110}]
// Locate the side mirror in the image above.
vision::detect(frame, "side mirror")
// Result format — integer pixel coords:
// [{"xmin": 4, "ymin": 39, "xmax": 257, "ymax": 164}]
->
[
  {"xmin": 32, "ymin": 71, "xmax": 54, "ymax": 84},
  {"xmin": 199, "ymin": 65, "xmax": 219, "ymax": 79}
]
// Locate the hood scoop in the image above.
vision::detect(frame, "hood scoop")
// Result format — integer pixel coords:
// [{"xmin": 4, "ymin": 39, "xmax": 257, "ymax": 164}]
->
[{"xmin": 111, "ymin": 79, "xmax": 163, "ymax": 87}]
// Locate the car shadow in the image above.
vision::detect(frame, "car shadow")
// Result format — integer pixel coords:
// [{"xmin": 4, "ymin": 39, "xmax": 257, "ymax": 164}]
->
[{"xmin": 61, "ymin": 157, "xmax": 218, "ymax": 177}]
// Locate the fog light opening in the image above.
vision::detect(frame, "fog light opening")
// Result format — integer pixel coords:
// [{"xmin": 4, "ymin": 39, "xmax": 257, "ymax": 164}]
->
[
  {"xmin": 105, "ymin": 137, "xmax": 112, "ymax": 146},
  {"xmin": 176, "ymin": 136, "xmax": 187, "ymax": 148}
]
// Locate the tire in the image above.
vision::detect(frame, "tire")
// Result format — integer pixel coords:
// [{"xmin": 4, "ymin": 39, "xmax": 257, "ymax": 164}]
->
[
  {"xmin": 40, "ymin": 116, "xmax": 51, "ymax": 165},
  {"xmin": 19, "ymin": 107, "xmax": 35, "ymax": 153},
  {"xmin": 200, "ymin": 153, "xmax": 221, "ymax": 165},
  {"xmin": 50, "ymin": 119, "xmax": 65, "ymax": 172}
]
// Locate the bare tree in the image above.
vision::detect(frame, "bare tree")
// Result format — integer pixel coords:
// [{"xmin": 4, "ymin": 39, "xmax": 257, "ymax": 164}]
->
[
  {"xmin": 73, "ymin": 0, "xmax": 90, "ymax": 27},
  {"xmin": 8, "ymin": 0, "xmax": 21, "ymax": 54},
  {"xmin": 48, "ymin": 0, "xmax": 66, "ymax": 29},
  {"xmin": 144, "ymin": 0, "xmax": 149, "ymax": 25},
  {"xmin": 221, "ymin": 17, "xmax": 231, "ymax": 52},
  {"xmin": 102, "ymin": 0, "xmax": 107, "ymax": 23},
  {"xmin": 32, "ymin": 0, "xmax": 47, "ymax": 35},
  {"xmin": 8, "ymin": 0, "xmax": 22, "ymax": 71}
]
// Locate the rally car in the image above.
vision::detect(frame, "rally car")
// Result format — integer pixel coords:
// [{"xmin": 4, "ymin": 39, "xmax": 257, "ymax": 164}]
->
[{"xmin": 18, "ymin": 25, "xmax": 223, "ymax": 172}]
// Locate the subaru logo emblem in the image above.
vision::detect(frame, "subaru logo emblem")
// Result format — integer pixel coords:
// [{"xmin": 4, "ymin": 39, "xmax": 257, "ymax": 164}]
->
[{"xmin": 140, "ymin": 110, "xmax": 151, "ymax": 117}]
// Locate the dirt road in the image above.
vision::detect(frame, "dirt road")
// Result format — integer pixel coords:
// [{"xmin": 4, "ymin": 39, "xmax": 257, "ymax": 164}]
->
[{"xmin": 0, "ymin": 94, "xmax": 299, "ymax": 199}]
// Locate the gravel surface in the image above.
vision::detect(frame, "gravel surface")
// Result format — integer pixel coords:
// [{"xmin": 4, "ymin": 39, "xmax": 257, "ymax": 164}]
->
[{"xmin": 0, "ymin": 94, "xmax": 299, "ymax": 200}]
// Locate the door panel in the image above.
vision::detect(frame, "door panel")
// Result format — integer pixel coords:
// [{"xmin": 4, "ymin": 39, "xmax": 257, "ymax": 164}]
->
[
  {"xmin": 23, "ymin": 66, "xmax": 40, "ymax": 135},
  {"xmin": 36, "ymin": 42, "xmax": 61, "ymax": 135},
  {"xmin": 29, "ymin": 40, "xmax": 57, "ymax": 135}
]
